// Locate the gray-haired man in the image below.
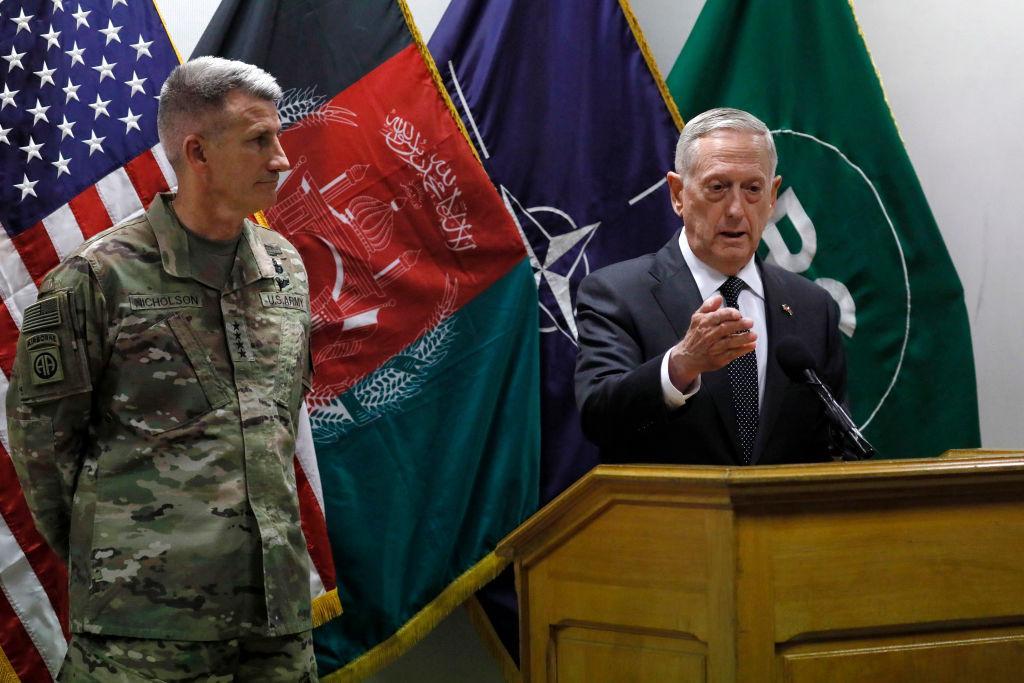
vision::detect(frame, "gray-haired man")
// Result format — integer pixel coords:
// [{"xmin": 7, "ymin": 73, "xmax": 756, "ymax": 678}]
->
[
  {"xmin": 7, "ymin": 57, "xmax": 318, "ymax": 680},
  {"xmin": 575, "ymin": 107, "xmax": 847, "ymax": 466}
]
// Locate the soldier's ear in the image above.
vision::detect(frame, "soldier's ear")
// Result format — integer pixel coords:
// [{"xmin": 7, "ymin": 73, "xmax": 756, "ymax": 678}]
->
[{"xmin": 182, "ymin": 134, "xmax": 207, "ymax": 170}]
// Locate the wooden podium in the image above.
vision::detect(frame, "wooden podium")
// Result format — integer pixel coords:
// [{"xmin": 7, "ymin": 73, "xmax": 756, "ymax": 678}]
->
[{"xmin": 497, "ymin": 451, "xmax": 1024, "ymax": 682}]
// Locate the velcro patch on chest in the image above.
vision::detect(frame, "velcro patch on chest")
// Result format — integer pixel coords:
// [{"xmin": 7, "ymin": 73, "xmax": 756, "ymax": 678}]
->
[
  {"xmin": 260, "ymin": 292, "xmax": 307, "ymax": 311},
  {"xmin": 128, "ymin": 292, "xmax": 203, "ymax": 311}
]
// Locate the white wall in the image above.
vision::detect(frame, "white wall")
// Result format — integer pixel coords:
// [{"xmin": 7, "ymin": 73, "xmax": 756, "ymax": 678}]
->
[
  {"xmin": 158, "ymin": 0, "xmax": 1024, "ymax": 679},
  {"xmin": 156, "ymin": 0, "xmax": 217, "ymax": 60},
  {"xmin": 850, "ymin": 0, "xmax": 1024, "ymax": 447}
]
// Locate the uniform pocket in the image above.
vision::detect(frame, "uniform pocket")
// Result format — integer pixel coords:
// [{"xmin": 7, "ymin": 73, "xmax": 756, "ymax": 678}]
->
[
  {"xmin": 273, "ymin": 316, "xmax": 308, "ymax": 418},
  {"xmin": 108, "ymin": 313, "xmax": 229, "ymax": 435}
]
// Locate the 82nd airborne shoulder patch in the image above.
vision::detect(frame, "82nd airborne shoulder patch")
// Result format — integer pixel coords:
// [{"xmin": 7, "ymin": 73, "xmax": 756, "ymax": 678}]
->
[
  {"xmin": 26, "ymin": 332, "xmax": 64, "ymax": 385},
  {"xmin": 21, "ymin": 299, "xmax": 65, "ymax": 385},
  {"xmin": 16, "ymin": 291, "xmax": 93, "ymax": 400},
  {"xmin": 29, "ymin": 346, "xmax": 64, "ymax": 384}
]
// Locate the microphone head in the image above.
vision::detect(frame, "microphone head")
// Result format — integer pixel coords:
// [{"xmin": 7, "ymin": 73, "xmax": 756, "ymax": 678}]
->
[{"xmin": 776, "ymin": 337, "xmax": 818, "ymax": 382}]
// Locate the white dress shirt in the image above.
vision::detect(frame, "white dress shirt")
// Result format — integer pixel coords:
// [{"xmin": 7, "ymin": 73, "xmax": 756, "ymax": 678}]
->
[{"xmin": 660, "ymin": 232, "xmax": 768, "ymax": 409}]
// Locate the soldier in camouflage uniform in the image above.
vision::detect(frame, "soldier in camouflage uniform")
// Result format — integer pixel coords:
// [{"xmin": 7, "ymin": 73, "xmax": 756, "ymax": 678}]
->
[{"xmin": 6, "ymin": 57, "xmax": 318, "ymax": 681}]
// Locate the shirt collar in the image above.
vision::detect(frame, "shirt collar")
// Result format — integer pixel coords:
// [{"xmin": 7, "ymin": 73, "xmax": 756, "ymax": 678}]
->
[
  {"xmin": 677, "ymin": 229, "xmax": 764, "ymax": 301},
  {"xmin": 149, "ymin": 192, "xmax": 276, "ymax": 286}
]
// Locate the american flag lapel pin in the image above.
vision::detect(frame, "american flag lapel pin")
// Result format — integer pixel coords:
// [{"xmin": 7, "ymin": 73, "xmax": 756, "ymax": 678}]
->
[{"xmin": 781, "ymin": 304, "xmax": 793, "ymax": 317}]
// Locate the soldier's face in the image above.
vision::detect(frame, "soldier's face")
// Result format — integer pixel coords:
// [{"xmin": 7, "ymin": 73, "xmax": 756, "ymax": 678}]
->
[
  {"xmin": 667, "ymin": 130, "xmax": 781, "ymax": 276},
  {"xmin": 204, "ymin": 90, "xmax": 290, "ymax": 217}
]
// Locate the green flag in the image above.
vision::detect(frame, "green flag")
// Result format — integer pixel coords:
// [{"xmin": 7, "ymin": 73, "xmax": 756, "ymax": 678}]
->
[{"xmin": 666, "ymin": 0, "xmax": 979, "ymax": 458}]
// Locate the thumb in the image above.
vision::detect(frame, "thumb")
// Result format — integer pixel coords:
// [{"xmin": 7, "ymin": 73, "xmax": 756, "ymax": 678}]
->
[{"xmin": 699, "ymin": 293, "xmax": 724, "ymax": 313}]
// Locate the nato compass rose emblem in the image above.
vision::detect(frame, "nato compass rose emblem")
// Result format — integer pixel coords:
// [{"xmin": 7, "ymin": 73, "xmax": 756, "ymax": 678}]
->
[{"xmin": 501, "ymin": 186, "xmax": 599, "ymax": 345}]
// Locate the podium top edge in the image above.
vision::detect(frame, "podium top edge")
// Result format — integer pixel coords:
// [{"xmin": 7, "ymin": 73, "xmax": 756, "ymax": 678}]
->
[
  {"xmin": 590, "ymin": 451, "xmax": 1024, "ymax": 484},
  {"xmin": 496, "ymin": 452, "xmax": 1024, "ymax": 558}
]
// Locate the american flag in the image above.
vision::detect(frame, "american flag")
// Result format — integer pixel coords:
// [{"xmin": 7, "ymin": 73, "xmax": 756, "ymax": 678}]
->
[
  {"xmin": 0, "ymin": 2, "xmax": 338, "ymax": 679},
  {"xmin": 1, "ymin": 0, "xmax": 177, "ymax": 678}
]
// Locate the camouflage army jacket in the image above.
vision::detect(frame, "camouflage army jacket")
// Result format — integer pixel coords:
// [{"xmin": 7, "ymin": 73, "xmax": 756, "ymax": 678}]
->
[{"xmin": 6, "ymin": 194, "xmax": 313, "ymax": 640}]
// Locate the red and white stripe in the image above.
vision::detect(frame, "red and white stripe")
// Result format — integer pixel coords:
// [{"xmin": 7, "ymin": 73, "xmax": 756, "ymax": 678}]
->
[
  {"xmin": 294, "ymin": 403, "xmax": 337, "ymax": 599},
  {"xmin": 0, "ymin": 372, "xmax": 67, "ymax": 680}
]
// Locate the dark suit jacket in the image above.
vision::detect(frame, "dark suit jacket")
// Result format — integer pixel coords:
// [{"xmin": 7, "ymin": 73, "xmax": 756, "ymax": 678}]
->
[{"xmin": 574, "ymin": 230, "xmax": 847, "ymax": 465}]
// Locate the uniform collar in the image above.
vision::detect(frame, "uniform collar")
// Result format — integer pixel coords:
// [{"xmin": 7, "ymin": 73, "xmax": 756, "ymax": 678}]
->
[{"xmin": 149, "ymin": 193, "xmax": 277, "ymax": 286}]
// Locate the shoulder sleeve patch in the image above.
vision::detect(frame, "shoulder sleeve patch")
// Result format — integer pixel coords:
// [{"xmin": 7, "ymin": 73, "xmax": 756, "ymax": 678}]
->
[
  {"xmin": 22, "ymin": 296, "xmax": 62, "ymax": 332},
  {"xmin": 15, "ymin": 290, "xmax": 92, "ymax": 403}
]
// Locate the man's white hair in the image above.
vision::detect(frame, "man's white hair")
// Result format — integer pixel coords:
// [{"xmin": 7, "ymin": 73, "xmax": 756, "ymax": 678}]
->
[
  {"xmin": 157, "ymin": 56, "xmax": 282, "ymax": 169},
  {"xmin": 674, "ymin": 107, "xmax": 777, "ymax": 178}
]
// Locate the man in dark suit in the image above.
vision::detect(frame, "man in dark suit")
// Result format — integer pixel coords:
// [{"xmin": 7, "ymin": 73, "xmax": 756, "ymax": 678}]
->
[{"xmin": 575, "ymin": 108, "xmax": 846, "ymax": 465}]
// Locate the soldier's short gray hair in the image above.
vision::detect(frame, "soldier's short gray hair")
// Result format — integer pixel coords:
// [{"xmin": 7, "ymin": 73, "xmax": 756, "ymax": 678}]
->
[
  {"xmin": 157, "ymin": 56, "xmax": 283, "ymax": 169},
  {"xmin": 674, "ymin": 107, "xmax": 777, "ymax": 179}
]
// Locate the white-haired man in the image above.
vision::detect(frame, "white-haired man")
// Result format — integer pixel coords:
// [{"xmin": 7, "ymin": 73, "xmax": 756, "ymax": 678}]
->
[
  {"xmin": 575, "ymin": 107, "xmax": 847, "ymax": 466},
  {"xmin": 7, "ymin": 57, "xmax": 318, "ymax": 680}
]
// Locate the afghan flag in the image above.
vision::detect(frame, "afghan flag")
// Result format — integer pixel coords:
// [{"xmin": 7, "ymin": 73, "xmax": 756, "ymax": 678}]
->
[
  {"xmin": 667, "ymin": 0, "xmax": 980, "ymax": 457},
  {"xmin": 428, "ymin": 0, "xmax": 683, "ymax": 666},
  {"xmin": 194, "ymin": 0, "xmax": 540, "ymax": 678}
]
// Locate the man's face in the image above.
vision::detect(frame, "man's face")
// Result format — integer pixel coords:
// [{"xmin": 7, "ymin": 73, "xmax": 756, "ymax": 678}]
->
[
  {"xmin": 666, "ymin": 129, "xmax": 781, "ymax": 276},
  {"xmin": 203, "ymin": 89, "xmax": 289, "ymax": 217}
]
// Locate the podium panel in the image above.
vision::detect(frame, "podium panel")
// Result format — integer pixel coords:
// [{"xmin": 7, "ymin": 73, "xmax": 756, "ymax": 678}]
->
[
  {"xmin": 498, "ymin": 452, "xmax": 1024, "ymax": 682},
  {"xmin": 551, "ymin": 625, "xmax": 706, "ymax": 683}
]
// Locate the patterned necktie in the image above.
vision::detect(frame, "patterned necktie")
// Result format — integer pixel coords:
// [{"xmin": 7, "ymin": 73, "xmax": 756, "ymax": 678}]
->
[{"xmin": 719, "ymin": 276, "xmax": 759, "ymax": 465}]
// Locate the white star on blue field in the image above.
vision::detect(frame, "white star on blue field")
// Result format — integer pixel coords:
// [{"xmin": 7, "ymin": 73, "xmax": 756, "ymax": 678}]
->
[{"xmin": 501, "ymin": 186, "xmax": 599, "ymax": 345}]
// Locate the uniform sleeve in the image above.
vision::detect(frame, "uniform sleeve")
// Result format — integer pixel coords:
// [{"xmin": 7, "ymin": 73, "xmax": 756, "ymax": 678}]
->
[{"xmin": 5, "ymin": 257, "xmax": 105, "ymax": 562}]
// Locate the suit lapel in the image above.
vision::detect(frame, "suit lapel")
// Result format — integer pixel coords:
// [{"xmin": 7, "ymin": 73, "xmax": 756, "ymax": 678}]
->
[
  {"xmin": 752, "ymin": 260, "xmax": 788, "ymax": 464},
  {"xmin": 649, "ymin": 232, "xmax": 745, "ymax": 463},
  {"xmin": 649, "ymin": 232, "xmax": 699, "ymax": 339}
]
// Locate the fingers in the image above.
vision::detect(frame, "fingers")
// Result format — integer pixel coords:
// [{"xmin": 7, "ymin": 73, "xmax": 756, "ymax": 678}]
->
[
  {"xmin": 708, "ymin": 326, "xmax": 757, "ymax": 356},
  {"xmin": 690, "ymin": 306, "xmax": 752, "ymax": 338},
  {"xmin": 714, "ymin": 332, "xmax": 757, "ymax": 358},
  {"xmin": 716, "ymin": 317, "xmax": 755, "ymax": 337},
  {"xmin": 674, "ymin": 302, "xmax": 757, "ymax": 377}
]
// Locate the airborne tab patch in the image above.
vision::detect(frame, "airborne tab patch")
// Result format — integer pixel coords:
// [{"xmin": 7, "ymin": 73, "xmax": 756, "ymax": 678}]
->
[
  {"xmin": 260, "ymin": 292, "xmax": 307, "ymax": 310},
  {"xmin": 26, "ymin": 332, "xmax": 60, "ymax": 350},
  {"xmin": 128, "ymin": 292, "xmax": 202, "ymax": 311}
]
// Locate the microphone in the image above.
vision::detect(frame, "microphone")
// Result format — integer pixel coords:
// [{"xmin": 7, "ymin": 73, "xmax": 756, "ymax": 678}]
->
[{"xmin": 776, "ymin": 337, "xmax": 875, "ymax": 461}]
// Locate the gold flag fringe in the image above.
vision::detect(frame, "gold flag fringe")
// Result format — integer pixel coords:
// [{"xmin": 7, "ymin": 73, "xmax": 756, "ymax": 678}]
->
[
  {"xmin": 0, "ymin": 644, "xmax": 20, "ymax": 683},
  {"xmin": 253, "ymin": 210, "xmax": 271, "ymax": 229},
  {"xmin": 396, "ymin": 0, "xmax": 483, "ymax": 162},
  {"xmin": 846, "ymin": 0, "xmax": 907, "ymax": 147},
  {"xmin": 618, "ymin": 0, "xmax": 685, "ymax": 131},
  {"xmin": 321, "ymin": 551, "xmax": 508, "ymax": 682},
  {"xmin": 312, "ymin": 588, "xmax": 344, "ymax": 628},
  {"xmin": 150, "ymin": 0, "xmax": 184, "ymax": 64}
]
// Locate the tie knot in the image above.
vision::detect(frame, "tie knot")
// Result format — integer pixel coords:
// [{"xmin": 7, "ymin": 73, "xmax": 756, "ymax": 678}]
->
[{"xmin": 719, "ymin": 276, "xmax": 746, "ymax": 307}]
